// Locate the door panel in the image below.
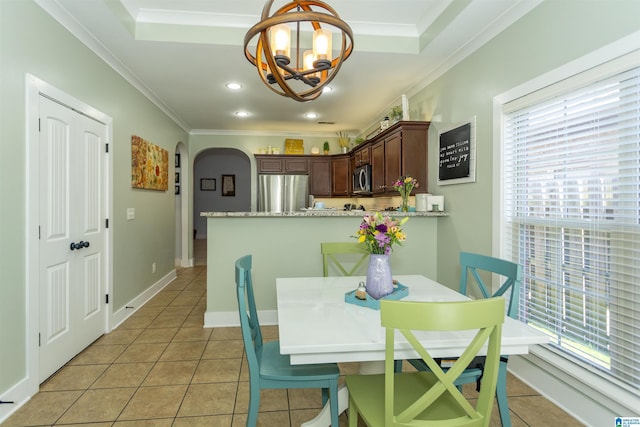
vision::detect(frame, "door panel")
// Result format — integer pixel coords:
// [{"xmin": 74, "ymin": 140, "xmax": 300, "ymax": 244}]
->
[
  {"xmin": 45, "ymin": 262, "xmax": 70, "ymax": 341},
  {"xmin": 39, "ymin": 96, "xmax": 106, "ymax": 382}
]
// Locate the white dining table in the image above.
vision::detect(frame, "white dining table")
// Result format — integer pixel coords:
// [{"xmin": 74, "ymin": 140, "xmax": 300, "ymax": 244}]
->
[{"xmin": 275, "ymin": 274, "xmax": 550, "ymax": 426}]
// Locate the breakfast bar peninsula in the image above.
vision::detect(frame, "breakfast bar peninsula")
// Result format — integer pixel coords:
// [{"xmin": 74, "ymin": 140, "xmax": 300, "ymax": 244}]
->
[{"xmin": 201, "ymin": 210, "xmax": 446, "ymax": 327}]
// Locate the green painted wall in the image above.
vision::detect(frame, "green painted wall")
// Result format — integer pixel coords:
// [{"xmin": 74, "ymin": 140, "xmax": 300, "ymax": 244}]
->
[
  {"xmin": 408, "ymin": 0, "xmax": 640, "ymax": 289},
  {"xmin": 0, "ymin": 1, "xmax": 187, "ymax": 394},
  {"xmin": 2, "ymin": 0, "xmax": 638, "ymax": 413},
  {"xmin": 205, "ymin": 215, "xmax": 441, "ymax": 315}
]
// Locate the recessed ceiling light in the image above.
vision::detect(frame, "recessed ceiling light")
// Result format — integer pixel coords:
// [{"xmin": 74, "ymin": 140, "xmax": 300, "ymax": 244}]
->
[
  {"xmin": 235, "ymin": 111, "xmax": 250, "ymax": 117},
  {"xmin": 323, "ymin": 86, "xmax": 333, "ymax": 93},
  {"xmin": 305, "ymin": 112, "xmax": 319, "ymax": 119},
  {"xmin": 226, "ymin": 82, "xmax": 242, "ymax": 90}
]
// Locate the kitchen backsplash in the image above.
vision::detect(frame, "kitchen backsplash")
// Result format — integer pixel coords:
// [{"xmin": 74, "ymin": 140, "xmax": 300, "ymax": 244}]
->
[{"xmin": 311, "ymin": 195, "xmax": 414, "ymax": 211}]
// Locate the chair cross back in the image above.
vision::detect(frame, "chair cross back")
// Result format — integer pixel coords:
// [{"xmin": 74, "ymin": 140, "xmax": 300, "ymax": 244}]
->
[
  {"xmin": 346, "ymin": 298, "xmax": 505, "ymax": 426},
  {"xmin": 459, "ymin": 251, "xmax": 522, "ymax": 319},
  {"xmin": 321, "ymin": 242, "xmax": 369, "ymax": 277}
]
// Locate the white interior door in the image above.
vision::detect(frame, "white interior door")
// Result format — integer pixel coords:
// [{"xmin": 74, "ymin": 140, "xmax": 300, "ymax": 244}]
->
[{"xmin": 38, "ymin": 96, "xmax": 107, "ymax": 382}]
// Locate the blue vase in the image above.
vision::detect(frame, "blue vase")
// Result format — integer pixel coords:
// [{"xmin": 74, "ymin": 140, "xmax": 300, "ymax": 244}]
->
[{"xmin": 366, "ymin": 254, "xmax": 393, "ymax": 299}]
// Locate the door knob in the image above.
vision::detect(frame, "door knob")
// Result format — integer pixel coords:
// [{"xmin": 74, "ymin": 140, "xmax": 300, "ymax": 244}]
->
[{"xmin": 70, "ymin": 241, "xmax": 90, "ymax": 250}]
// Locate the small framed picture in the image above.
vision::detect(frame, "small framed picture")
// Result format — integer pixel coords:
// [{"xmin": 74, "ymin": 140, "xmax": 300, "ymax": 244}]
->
[
  {"xmin": 175, "ymin": 172, "xmax": 180, "ymax": 183},
  {"xmin": 222, "ymin": 174, "xmax": 235, "ymax": 196},
  {"xmin": 175, "ymin": 185, "xmax": 180, "ymax": 195},
  {"xmin": 200, "ymin": 178, "xmax": 216, "ymax": 191},
  {"xmin": 175, "ymin": 153, "xmax": 181, "ymax": 168}
]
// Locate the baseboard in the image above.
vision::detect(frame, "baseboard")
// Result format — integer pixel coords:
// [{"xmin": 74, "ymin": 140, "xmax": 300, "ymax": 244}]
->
[
  {"xmin": 176, "ymin": 257, "xmax": 193, "ymax": 268},
  {"xmin": 204, "ymin": 310, "xmax": 278, "ymax": 327},
  {"xmin": 509, "ymin": 347, "xmax": 639, "ymax": 426},
  {"xmin": 110, "ymin": 269, "xmax": 177, "ymax": 329},
  {"xmin": 1, "ymin": 269, "xmax": 178, "ymax": 425},
  {"xmin": 0, "ymin": 375, "xmax": 33, "ymax": 424}
]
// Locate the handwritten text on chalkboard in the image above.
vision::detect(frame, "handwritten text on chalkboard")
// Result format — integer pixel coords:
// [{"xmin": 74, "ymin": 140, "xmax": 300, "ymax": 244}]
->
[{"xmin": 439, "ymin": 123, "xmax": 471, "ymax": 181}]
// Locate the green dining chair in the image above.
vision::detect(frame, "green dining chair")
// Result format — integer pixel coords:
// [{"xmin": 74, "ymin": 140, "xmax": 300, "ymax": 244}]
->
[
  {"xmin": 235, "ymin": 255, "xmax": 340, "ymax": 427},
  {"xmin": 346, "ymin": 298, "xmax": 505, "ymax": 427},
  {"xmin": 321, "ymin": 242, "xmax": 369, "ymax": 277},
  {"xmin": 408, "ymin": 251, "xmax": 522, "ymax": 427}
]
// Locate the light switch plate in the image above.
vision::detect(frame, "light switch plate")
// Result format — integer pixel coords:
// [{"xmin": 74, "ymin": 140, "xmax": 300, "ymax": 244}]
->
[{"xmin": 127, "ymin": 208, "xmax": 135, "ymax": 220}]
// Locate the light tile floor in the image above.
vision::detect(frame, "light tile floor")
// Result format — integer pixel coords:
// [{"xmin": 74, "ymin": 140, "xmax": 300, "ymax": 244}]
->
[{"xmin": 2, "ymin": 265, "xmax": 584, "ymax": 427}]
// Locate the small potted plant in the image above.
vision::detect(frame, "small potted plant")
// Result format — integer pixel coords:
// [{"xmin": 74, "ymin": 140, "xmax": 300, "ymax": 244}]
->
[
  {"xmin": 390, "ymin": 105, "xmax": 403, "ymax": 123},
  {"xmin": 337, "ymin": 131, "xmax": 350, "ymax": 153},
  {"xmin": 323, "ymin": 141, "xmax": 330, "ymax": 155}
]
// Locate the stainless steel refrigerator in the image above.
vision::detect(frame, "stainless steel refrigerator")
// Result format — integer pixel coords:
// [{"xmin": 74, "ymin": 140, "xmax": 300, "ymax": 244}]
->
[{"xmin": 258, "ymin": 174, "xmax": 309, "ymax": 212}]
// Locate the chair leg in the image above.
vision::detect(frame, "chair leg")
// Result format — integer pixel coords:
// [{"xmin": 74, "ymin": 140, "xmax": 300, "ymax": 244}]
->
[
  {"xmin": 247, "ymin": 383, "xmax": 260, "ymax": 427},
  {"xmin": 496, "ymin": 360, "xmax": 512, "ymax": 427},
  {"xmin": 348, "ymin": 396, "xmax": 358, "ymax": 427},
  {"xmin": 329, "ymin": 380, "xmax": 339, "ymax": 427}
]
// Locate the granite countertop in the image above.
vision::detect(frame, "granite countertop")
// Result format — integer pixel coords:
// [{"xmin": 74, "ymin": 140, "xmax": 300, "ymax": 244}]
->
[{"xmin": 201, "ymin": 210, "xmax": 447, "ymax": 217}]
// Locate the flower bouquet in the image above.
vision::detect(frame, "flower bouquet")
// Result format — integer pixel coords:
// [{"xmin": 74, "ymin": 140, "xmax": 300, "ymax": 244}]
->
[
  {"xmin": 354, "ymin": 212, "xmax": 409, "ymax": 298},
  {"xmin": 354, "ymin": 212, "xmax": 409, "ymax": 255},
  {"xmin": 393, "ymin": 176, "xmax": 418, "ymax": 212}
]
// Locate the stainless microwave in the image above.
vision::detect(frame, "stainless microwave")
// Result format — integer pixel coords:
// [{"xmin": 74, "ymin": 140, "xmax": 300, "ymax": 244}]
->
[{"xmin": 352, "ymin": 164, "xmax": 372, "ymax": 194}]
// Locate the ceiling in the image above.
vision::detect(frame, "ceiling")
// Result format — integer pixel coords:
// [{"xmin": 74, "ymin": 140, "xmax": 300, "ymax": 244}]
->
[{"xmin": 37, "ymin": 0, "xmax": 541, "ymax": 136}]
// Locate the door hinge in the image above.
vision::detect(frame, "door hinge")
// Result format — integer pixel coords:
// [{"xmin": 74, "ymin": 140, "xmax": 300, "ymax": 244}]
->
[
  {"xmin": 105, "ymin": 294, "xmax": 109, "ymax": 304},
  {"xmin": 105, "ymin": 218, "xmax": 109, "ymax": 228},
  {"xmin": 38, "ymin": 118, "xmax": 41, "ymax": 132},
  {"xmin": 105, "ymin": 143, "xmax": 109, "ymax": 153},
  {"xmin": 38, "ymin": 333, "xmax": 41, "ymax": 347},
  {"xmin": 38, "ymin": 226, "xmax": 41, "ymax": 240}
]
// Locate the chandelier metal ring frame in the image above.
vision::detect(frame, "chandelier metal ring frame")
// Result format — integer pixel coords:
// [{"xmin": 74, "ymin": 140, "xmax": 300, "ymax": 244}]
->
[{"xmin": 244, "ymin": 0, "xmax": 354, "ymax": 102}]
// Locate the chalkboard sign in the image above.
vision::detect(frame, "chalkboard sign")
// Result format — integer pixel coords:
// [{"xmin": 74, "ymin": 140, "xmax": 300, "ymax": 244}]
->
[{"xmin": 437, "ymin": 118, "xmax": 476, "ymax": 185}]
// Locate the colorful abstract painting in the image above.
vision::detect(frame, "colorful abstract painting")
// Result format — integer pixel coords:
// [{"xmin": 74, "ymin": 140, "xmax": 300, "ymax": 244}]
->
[{"xmin": 131, "ymin": 135, "xmax": 169, "ymax": 191}]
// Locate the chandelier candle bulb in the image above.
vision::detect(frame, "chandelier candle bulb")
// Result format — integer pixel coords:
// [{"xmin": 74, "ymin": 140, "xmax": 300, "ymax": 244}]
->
[
  {"xmin": 303, "ymin": 50, "xmax": 314, "ymax": 70},
  {"xmin": 313, "ymin": 28, "xmax": 332, "ymax": 65},
  {"xmin": 270, "ymin": 24, "xmax": 290, "ymax": 58}
]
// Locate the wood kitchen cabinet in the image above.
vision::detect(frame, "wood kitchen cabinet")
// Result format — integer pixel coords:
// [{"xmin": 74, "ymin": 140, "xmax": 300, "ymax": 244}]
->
[
  {"xmin": 353, "ymin": 145, "xmax": 370, "ymax": 166},
  {"xmin": 255, "ymin": 155, "xmax": 309, "ymax": 174},
  {"xmin": 254, "ymin": 121, "xmax": 429, "ymax": 199},
  {"xmin": 383, "ymin": 130, "xmax": 402, "ymax": 194},
  {"xmin": 308, "ymin": 157, "xmax": 331, "ymax": 196},
  {"xmin": 371, "ymin": 140, "xmax": 385, "ymax": 194},
  {"xmin": 331, "ymin": 155, "xmax": 350, "ymax": 196},
  {"xmin": 370, "ymin": 131, "xmax": 401, "ymax": 194},
  {"xmin": 368, "ymin": 121, "xmax": 430, "ymax": 195}
]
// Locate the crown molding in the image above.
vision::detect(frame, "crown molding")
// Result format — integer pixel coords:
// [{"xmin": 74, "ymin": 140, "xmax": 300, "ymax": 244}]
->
[{"xmin": 34, "ymin": 0, "xmax": 191, "ymax": 133}]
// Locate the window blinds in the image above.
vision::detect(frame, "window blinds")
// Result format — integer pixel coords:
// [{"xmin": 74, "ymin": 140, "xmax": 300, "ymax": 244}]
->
[{"xmin": 502, "ymin": 59, "xmax": 640, "ymax": 392}]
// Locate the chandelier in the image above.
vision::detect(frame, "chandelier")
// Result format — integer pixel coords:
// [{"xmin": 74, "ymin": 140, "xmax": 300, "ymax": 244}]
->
[{"xmin": 244, "ymin": 0, "xmax": 354, "ymax": 102}]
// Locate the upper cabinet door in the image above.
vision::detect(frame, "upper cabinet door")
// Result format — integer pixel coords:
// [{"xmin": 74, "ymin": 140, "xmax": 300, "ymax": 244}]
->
[
  {"xmin": 371, "ymin": 140, "xmax": 385, "ymax": 194},
  {"xmin": 383, "ymin": 131, "xmax": 402, "ymax": 194},
  {"xmin": 309, "ymin": 157, "xmax": 331, "ymax": 196},
  {"xmin": 331, "ymin": 156, "xmax": 350, "ymax": 196}
]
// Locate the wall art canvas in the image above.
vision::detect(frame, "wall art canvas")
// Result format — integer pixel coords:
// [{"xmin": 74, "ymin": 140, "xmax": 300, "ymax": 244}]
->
[{"xmin": 131, "ymin": 135, "xmax": 169, "ymax": 191}]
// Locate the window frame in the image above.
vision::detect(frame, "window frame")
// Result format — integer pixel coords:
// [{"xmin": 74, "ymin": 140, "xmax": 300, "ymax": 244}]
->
[{"xmin": 493, "ymin": 41, "xmax": 640, "ymax": 409}]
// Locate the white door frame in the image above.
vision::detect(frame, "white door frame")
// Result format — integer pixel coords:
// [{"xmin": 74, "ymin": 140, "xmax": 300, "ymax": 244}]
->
[
  {"xmin": 25, "ymin": 74, "xmax": 113, "ymax": 394},
  {"xmin": 175, "ymin": 142, "xmax": 192, "ymax": 267}
]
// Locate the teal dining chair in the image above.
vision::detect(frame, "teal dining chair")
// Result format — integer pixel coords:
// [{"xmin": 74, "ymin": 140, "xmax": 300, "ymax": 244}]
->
[
  {"xmin": 407, "ymin": 251, "xmax": 522, "ymax": 427},
  {"xmin": 321, "ymin": 242, "xmax": 369, "ymax": 277},
  {"xmin": 346, "ymin": 298, "xmax": 505, "ymax": 427},
  {"xmin": 235, "ymin": 255, "xmax": 340, "ymax": 427}
]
